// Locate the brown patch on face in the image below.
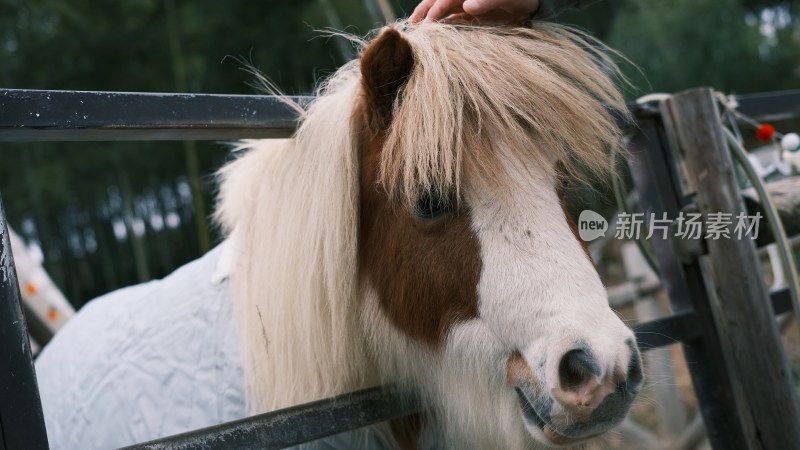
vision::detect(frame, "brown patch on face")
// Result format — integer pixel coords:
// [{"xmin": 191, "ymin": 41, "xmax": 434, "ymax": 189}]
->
[
  {"xmin": 389, "ymin": 414, "xmax": 424, "ymax": 450},
  {"xmin": 506, "ymin": 351, "xmax": 538, "ymax": 387},
  {"xmin": 357, "ymin": 133, "xmax": 482, "ymax": 346},
  {"xmin": 357, "ymin": 28, "xmax": 482, "ymax": 348}
]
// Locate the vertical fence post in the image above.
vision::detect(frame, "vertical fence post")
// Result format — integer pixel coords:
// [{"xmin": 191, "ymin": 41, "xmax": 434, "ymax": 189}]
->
[
  {"xmin": 0, "ymin": 196, "xmax": 49, "ymax": 449},
  {"xmin": 627, "ymin": 113, "xmax": 747, "ymax": 449},
  {"xmin": 664, "ymin": 87, "xmax": 800, "ymax": 449}
]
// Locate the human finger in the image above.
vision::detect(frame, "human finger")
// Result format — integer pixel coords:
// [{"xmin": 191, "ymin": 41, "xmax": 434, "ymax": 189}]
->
[
  {"xmin": 411, "ymin": 0, "xmax": 437, "ymax": 23},
  {"xmin": 463, "ymin": 0, "xmax": 538, "ymax": 16},
  {"xmin": 425, "ymin": 0, "xmax": 467, "ymax": 22}
]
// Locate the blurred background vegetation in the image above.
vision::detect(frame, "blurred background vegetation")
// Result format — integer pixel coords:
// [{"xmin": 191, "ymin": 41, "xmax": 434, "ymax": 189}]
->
[{"xmin": 1, "ymin": 0, "xmax": 798, "ymax": 308}]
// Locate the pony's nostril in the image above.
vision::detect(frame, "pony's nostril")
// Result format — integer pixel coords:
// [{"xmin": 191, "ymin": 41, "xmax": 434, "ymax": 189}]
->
[
  {"xmin": 558, "ymin": 349, "xmax": 600, "ymax": 391},
  {"xmin": 625, "ymin": 344, "xmax": 644, "ymax": 389}
]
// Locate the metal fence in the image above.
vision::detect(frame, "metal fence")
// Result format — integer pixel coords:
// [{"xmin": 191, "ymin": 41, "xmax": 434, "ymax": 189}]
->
[{"xmin": 1, "ymin": 88, "xmax": 799, "ymax": 449}]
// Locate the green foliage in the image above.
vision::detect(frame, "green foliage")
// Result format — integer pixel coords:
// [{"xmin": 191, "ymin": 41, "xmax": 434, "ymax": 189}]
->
[
  {"xmin": 560, "ymin": 0, "xmax": 800, "ymax": 96},
  {"xmin": 0, "ymin": 0, "xmax": 369, "ymax": 94}
]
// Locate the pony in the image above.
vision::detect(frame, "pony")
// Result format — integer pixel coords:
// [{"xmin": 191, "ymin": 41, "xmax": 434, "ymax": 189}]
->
[
  {"xmin": 35, "ymin": 19, "xmax": 643, "ymax": 450},
  {"xmin": 215, "ymin": 20, "xmax": 643, "ymax": 449}
]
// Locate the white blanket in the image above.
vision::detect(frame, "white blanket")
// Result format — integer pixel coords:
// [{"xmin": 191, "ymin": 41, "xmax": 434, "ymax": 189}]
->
[
  {"xmin": 36, "ymin": 245, "xmax": 247, "ymax": 449},
  {"xmin": 36, "ymin": 244, "xmax": 427, "ymax": 449}
]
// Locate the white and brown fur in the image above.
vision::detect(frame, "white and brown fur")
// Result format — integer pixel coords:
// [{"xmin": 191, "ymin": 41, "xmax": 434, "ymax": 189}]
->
[{"xmin": 216, "ymin": 20, "xmax": 642, "ymax": 449}]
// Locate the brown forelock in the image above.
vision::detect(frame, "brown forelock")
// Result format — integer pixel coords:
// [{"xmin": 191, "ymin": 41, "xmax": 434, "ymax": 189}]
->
[
  {"xmin": 357, "ymin": 27, "xmax": 481, "ymax": 348},
  {"xmin": 357, "ymin": 131, "xmax": 482, "ymax": 347}
]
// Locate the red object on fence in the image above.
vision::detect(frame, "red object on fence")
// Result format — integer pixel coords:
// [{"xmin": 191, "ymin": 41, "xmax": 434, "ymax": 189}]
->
[{"xmin": 757, "ymin": 123, "xmax": 775, "ymax": 142}]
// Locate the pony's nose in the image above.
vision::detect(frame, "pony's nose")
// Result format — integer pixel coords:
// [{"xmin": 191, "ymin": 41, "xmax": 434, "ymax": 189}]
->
[
  {"xmin": 552, "ymin": 342, "xmax": 643, "ymax": 416},
  {"xmin": 558, "ymin": 348, "xmax": 601, "ymax": 397}
]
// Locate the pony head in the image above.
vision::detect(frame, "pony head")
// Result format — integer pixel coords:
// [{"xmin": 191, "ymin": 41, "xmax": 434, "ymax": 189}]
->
[{"xmin": 218, "ymin": 21, "xmax": 643, "ymax": 449}]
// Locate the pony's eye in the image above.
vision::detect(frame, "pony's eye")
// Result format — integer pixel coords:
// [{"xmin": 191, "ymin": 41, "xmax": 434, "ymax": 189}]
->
[{"xmin": 413, "ymin": 191, "xmax": 453, "ymax": 220}]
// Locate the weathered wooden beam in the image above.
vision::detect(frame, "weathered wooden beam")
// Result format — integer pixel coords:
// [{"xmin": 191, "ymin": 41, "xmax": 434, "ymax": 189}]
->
[
  {"xmin": 663, "ymin": 87, "xmax": 800, "ymax": 449},
  {"xmin": 627, "ymin": 117, "xmax": 748, "ymax": 449}
]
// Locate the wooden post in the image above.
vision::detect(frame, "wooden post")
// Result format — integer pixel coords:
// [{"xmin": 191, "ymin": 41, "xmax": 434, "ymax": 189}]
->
[{"xmin": 664, "ymin": 87, "xmax": 800, "ymax": 449}]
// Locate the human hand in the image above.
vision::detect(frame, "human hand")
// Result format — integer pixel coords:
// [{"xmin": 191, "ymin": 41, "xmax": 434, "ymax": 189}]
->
[{"xmin": 410, "ymin": 0, "xmax": 541, "ymax": 25}]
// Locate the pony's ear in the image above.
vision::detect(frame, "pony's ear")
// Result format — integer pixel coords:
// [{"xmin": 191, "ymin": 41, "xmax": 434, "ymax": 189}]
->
[{"xmin": 360, "ymin": 28, "xmax": 415, "ymax": 134}]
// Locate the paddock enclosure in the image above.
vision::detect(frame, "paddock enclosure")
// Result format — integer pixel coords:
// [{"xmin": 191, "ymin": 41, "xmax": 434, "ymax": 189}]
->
[{"xmin": 1, "ymin": 87, "xmax": 800, "ymax": 449}]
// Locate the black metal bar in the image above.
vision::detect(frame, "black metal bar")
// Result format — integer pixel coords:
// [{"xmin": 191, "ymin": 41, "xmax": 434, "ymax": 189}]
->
[
  {"xmin": 632, "ymin": 287, "xmax": 791, "ymax": 350},
  {"xmin": 2, "ymin": 89, "xmax": 796, "ymax": 142},
  {"xmin": 0, "ymin": 197, "xmax": 49, "ymax": 450},
  {"xmin": 634, "ymin": 310, "xmax": 699, "ymax": 349},
  {"xmin": 0, "ymin": 89, "xmax": 311, "ymax": 141},
  {"xmin": 772, "ymin": 285, "xmax": 793, "ymax": 315},
  {"xmin": 20, "ymin": 301, "xmax": 55, "ymax": 348},
  {"xmin": 734, "ymin": 89, "xmax": 800, "ymax": 122},
  {"xmin": 121, "ymin": 386, "xmax": 419, "ymax": 450}
]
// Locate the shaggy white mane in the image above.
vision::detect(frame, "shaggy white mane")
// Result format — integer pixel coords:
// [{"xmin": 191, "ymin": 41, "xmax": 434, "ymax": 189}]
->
[
  {"xmin": 215, "ymin": 20, "xmax": 627, "ymax": 415},
  {"xmin": 380, "ymin": 21, "xmax": 628, "ymax": 207}
]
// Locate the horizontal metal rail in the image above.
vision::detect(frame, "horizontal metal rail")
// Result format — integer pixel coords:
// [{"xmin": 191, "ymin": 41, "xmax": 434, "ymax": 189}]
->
[
  {"xmin": 121, "ymin": 386, "xmax": 419, "ymax": 450},
  {"xmin": 733, "ymin": 89, "xmax": 800, "ymax": 123},
  {"xmin": 2, "ymin": 89, "xmax": 799, "ymax": 142},
  {"xmin": 0, "ymin": 89, "xmax": 311, "ymax": 141},
  {"xmin": 630, "ymin": 286, "xmax": 792, "ymax": 349}
]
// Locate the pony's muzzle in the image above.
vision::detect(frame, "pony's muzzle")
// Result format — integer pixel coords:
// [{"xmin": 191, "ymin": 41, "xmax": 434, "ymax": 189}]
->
[
  {"xmin": 509, "ymin": 339, "xmax": 644, "ymax": 446},
  {"xmin": 554, "ymin": 342, "xmax": 642, "ymax": 410}
]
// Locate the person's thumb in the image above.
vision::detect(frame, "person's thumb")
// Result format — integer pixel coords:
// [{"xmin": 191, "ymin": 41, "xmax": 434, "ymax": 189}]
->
[
  {"xmin": 463, "ymin": 0, "xmax": 508, "ymax": 16},
  {"xmin": 464, "ymin": 0, "xmax": 536, "ymax": 16},
  {"xmin": 462, "ymin": 0, "xmax": 502, "ymax": 16}
]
